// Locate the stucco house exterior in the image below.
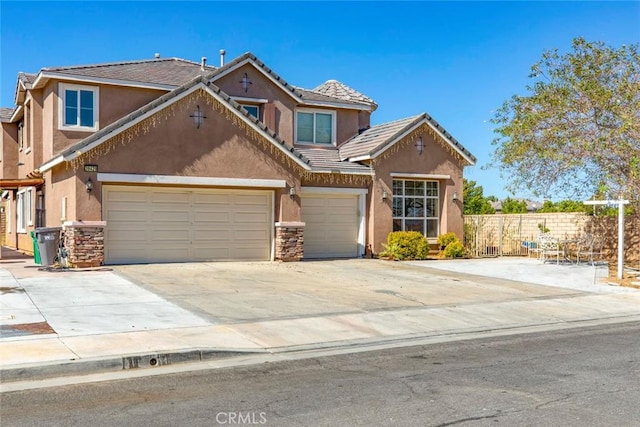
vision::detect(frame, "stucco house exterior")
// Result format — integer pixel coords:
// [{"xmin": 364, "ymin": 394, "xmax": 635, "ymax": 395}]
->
[{"xmin": 0, "ymin": 51, "xmax": 476, "ymax": 265}]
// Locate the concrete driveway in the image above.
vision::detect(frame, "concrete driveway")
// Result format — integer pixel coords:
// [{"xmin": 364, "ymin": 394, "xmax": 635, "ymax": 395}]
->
[{"xmin": 114, "ymin": 259, "xmax": 589, "ymax": 325}]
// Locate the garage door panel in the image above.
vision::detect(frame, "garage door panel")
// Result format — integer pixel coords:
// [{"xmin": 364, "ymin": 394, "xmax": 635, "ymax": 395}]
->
[
  {"xmin": 302, "ymin": 193, "xmax": 360, "ymax": 259},
  {"xmin": 104, "ymin": 186, "xmax": 272, "ymax": 263}
]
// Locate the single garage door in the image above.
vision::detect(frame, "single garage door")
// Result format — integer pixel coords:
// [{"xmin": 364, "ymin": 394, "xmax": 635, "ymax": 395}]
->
[
  {"xmin": 103, "ymin": 186, "xmax": 272, "ymax": 264},
  {"xmin": 301, "ymin": 193, "xmax": 360, "ymax": 258}
]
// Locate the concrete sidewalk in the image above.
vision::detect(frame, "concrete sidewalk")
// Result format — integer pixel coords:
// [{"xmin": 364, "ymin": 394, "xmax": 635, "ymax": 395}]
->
[{"xmin": 2, "ymin": 250, "xmax": 639, "ymax": 386}]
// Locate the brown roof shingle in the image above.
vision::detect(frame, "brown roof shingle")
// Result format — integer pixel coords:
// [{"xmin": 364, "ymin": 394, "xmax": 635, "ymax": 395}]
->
[
  {"xmin": 295, "ymin": 147, "xmax": 373, "ymax": 174},
  {"xmin": 42, "ymin": 58, "xmax": 215, "ymax": 87}
]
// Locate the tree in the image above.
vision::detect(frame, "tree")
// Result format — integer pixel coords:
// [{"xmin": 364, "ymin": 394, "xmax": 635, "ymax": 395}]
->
[
  {"xmin": 462, "ymin": 179, "xmax": 496, "ymax": 214},
  {"xmin": 490, "ymin": 38, "xmax": 640, "ymax": 209},
  {"xmin": 501, "ymin": 197, "xmax": 528, "ymax": 213}
]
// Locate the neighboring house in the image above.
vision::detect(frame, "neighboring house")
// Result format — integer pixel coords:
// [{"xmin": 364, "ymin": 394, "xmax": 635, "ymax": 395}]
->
[
  {"xmin": 0, "ymin": 51, "xmax": 476, "ymax": 265},
  {"xmin": 490, "ymin": 200, "xmax": 542, "ymax": 213}
]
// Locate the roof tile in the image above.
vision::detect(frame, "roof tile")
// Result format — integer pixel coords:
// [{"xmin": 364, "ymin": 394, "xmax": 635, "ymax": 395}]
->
[
  {"xmin": 43, "ymin": 58, "xmax": 215, "ymax": 87},
  {"xmin": 295, "ymin": 147, "xmax": 373, "ymax": 174},
  {"xmin": 312, "ymin": 80, "xmax": 377, "ymax": 106}
]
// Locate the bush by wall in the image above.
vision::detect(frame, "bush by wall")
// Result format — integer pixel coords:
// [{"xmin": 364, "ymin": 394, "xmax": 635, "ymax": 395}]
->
[{"xmin": 379, "ymin": 231, "xmax": 429, "ymax": 260}]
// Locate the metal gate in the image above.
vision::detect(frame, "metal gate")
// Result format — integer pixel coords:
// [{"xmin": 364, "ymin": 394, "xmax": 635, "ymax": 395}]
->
[{"xmin": 464, "ymin": 215, "xmax": 546, "ymax": 257}]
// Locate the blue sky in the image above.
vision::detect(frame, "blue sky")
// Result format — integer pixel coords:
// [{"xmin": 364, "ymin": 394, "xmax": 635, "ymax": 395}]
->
[{"xmin": 2, "ymin": 1, "xmax": 638, "ymax": 200}]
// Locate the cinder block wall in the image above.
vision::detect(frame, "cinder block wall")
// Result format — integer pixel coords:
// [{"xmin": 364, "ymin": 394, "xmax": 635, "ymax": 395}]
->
[{"xmin": 464, "ymin": 213, "xmax": 639, "ymax": 264}]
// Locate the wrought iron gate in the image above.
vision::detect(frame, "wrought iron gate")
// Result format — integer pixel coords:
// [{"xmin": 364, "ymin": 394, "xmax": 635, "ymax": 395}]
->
[{"xmin": 464, "ymin": 215, "xmax": 546, "ymax": 257}]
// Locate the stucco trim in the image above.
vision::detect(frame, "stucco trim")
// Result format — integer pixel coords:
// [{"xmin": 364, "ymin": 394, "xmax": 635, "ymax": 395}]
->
[
  {"xmin": 300, "ymin": 187, "xmax": 368, "ymax": 195},
  {"xmin": 97, "ymin": 173, "xmax": 287, "ymax": 188},
  {"xmin": 275, "ymin": 222, "xmax": 306, "ymax": 227},
  {"xmin": 389, "ymin": 173, "xmax": 452, "ymax": 180},
  {"xmin": 63, "ymin": 220, "xmax": 107, "ymax": 228}
]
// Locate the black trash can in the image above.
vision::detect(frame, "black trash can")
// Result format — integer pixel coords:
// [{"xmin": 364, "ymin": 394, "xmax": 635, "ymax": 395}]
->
[{"xmin": 35, "ymin": 227, "xmax": 62, "ymax": 266}]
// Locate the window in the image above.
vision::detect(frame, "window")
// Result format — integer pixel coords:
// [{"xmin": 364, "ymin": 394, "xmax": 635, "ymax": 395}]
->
[
  {"xmin": 59, "ymin": 83, "xmax": 98, "ymax": 130},
  {"xmin": 16, "ymin": 188, "xmax": 32, "ymax": 233},
  {"xmin": 392, "ymin": 180, "xmax": 440, "ymax": 238},
  {"xmin": 296, "ymin": 109, "xmax": 335, "ymax": 145},
  {"xmin": 239, "ymin": 104, "xmax": 259, "ymax": 118},
  {"xmin": 17, "ymin": 121, "xmax": 24, "ymax": 150}
]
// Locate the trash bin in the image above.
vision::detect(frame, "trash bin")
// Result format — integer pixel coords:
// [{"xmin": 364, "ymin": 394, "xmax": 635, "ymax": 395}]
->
[
  {"xmin": 30, "ymin": 231, "xmax": 42, "ymax": 265},
  {"xmin": 35, "ymin": 227, "xmax": 62, "ymax": 266}
]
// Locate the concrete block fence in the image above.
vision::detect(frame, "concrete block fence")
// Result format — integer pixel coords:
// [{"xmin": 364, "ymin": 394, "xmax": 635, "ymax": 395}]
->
[{"xmin": 464, "ymin": 213, "xmax": 639, "ymax": 265}]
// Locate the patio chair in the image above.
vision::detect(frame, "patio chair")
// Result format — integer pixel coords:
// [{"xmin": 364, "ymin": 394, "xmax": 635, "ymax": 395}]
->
[
  {"xmin": 576, "ymin": 233, "xmax": 603, "ymax": 265},
  {"xmin": 538, "ymin": 233, "xmax": 561, "ymax": 264}
]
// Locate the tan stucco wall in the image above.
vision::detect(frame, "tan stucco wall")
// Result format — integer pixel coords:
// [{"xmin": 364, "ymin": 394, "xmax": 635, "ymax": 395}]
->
[
  {"xmin": 370, "ymin": 130, "xmax": 465, "ymax": 253},
  {"xmin": 215, "ymin": 64, "xmax": 297, "ymax": 144},
  {"xmin": 1, "ymin": 122, "xmax": 19, "ymax": 179},
  {"xmin": 61, "ymin": 92, "xmax": 303, "ymax": 224},
  {"xmin": 214, "ymin": 64, "xmax": 363, "ymax": 147},
  {"xmin": 48, "ymin": 80, "xmax": 166, "ymax": 156},
  {"xmin": 42, "ymin": 84, "xmax": 56, "ymax": 162}
]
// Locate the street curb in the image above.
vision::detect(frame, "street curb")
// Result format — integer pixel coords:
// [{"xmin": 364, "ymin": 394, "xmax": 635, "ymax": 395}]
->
[
  {"xmin": 4, "ymin": 314, "xmax": 640, "ymax": 385},
  {"xmin": 0, "ymin": 348, "xmax": 263, "ymax": 383}
]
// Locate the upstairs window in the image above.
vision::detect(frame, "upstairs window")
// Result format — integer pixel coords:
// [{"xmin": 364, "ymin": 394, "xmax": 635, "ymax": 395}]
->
[
  {"xmin": 239, "ymin": 104, "xmax": 259, "ymax": 119},
  {"xmin": 296, "ymin": 109, "xmax": 335, "ymax": 145},
  {"xmin": 59, "ymin": 83, "xmax": 99, "ymax": 131}
]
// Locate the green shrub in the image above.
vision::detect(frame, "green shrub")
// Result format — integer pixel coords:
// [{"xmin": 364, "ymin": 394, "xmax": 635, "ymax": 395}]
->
[
  {"xmin": 437, "ymin": 232, "xmax": 466, "ymax": 258},
  {"xmin": 442, "ymin": 240, "xmax": 465, "ymax": 258},
  {"xmin": 437, "ymin": 232, "xmax": 458, "ymax": 250},
  {"xmin": 379, "ymin": 231, "xmax": 428, "ymax": 260},
  {"xmin": 378, "ymin": 242, "xmax": 405, "ymax": 260}
]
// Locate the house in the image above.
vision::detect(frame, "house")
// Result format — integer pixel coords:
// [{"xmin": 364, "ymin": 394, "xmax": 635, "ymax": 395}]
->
[{"xmin": 0, "ymin": 51, "xmax": 476, "ymax": 265}]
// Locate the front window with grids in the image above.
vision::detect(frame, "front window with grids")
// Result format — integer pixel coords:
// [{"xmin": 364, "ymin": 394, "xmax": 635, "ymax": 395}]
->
[{"xmin": 392, "ymin": 180, "xmax": 439, "ymax": 238}]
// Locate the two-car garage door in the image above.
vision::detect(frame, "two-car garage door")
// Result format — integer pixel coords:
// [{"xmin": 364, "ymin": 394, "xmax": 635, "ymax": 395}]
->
[{"xmin": 103, "ymin": 186, "xmax": 272, "ymax": 264}]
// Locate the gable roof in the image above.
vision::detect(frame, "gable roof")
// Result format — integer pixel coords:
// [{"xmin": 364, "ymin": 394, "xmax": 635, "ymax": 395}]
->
[
  {"xmin": 339, "ymin": 113, "xmax": 476, "ymax": 165},
  {"xmin": 210, "ymin": 52, "xmax": 375, "ymax": 111},
  {"xmin": 312, "ymin": 80, "xmax": 377, "ymax": 107},
  {"xmin": 0, "ymin": 108, "xmax": 14, "ymax": 122},
  {"xmin": 40, "ymin": 72, "xmax": 316, "ymax": 173},
  {"xmin": 36, "ymin": 58, "xmax": 215, "ymax": 88}
]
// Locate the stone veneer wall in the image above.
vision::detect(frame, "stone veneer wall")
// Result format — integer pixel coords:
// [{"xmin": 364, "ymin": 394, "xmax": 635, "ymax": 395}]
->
[
  {"xmin": 274, "ymin": 222, "xmax": 304, "ymax": 261},
  {"xmin": 63, "ymin": 221, "xmax": 106, "ymax": 268}
]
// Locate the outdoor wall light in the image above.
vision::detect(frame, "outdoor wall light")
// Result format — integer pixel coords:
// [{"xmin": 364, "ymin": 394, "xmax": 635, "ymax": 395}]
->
[
  {"xmin": 415, "ymin": 136, "xmax": 424, "ymax": 155},
  {"xmin": 289, "ymin": 187, "xmax": 296, "ymax": 200},
  {"xmin": 85, "ymin": 177, "xmax": 93, "ymax": 193},
  {"xmin": 382, "ymin": 190, "xmax": 388, "ymax": 201},
  {"xmin": 190, "ymin": 105, "xmax": 206, "ymax": 129},
  {"xmin": 452, "ymin": 191, "xmax": 458, "ymax": 202}
]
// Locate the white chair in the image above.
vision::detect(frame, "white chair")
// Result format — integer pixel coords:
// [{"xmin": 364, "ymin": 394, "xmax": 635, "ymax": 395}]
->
[
  {"xmin": 538, "ymin": 233, "xmax": 561, "ymax": 264},
  {"xmin": 576, "ymin": 233, "xmax": 603, "ymax": 265}
]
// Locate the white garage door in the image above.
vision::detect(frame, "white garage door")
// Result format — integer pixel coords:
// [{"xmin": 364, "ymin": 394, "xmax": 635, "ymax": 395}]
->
[
  {"xmin": 301, "ymin": 193, "xmax": 360, "ymax": 259},
  {"xmin": 103, "ymin": 186, "xmax": 272, "ymax": 264}
]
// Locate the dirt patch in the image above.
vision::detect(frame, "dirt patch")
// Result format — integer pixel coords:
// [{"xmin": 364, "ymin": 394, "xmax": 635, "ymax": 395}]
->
[
  {"xmin": 0, "ymin": 321, "xmax": 56, "ymax": 338},
  {"xmin": 607, "ymin": 264, "xmax": 640, "ymax": 289}
]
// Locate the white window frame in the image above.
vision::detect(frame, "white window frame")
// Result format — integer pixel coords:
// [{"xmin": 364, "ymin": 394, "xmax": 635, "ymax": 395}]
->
[
  {"xmin": 58, "ymin": 83, "xmax": 99, "ymax": 131},
  {"xmin": 6, "ymin": 195, "xmax": 11, "ymax": 233},
  {"xmin": 392, "ymin": 179, "xmax": 440, "ymax": 239},
  {"xmin": 16, "ymin": 188, "xmax": 32, "ymax": 233},
  {"xmin": 295, "ymin": 108, "xmax": 337, "ymax": 146}
]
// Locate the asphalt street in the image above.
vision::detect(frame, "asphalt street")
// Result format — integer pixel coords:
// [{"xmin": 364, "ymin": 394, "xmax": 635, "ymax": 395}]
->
[{"xmin": 3, "ymin": 321, "xmax": 639, "ymax": 427}]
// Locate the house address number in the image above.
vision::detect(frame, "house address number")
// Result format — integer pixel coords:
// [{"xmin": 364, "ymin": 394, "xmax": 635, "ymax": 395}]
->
[{"xmin": 84, "ymin": 165, "xmax": 98, "ymax": 172}]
